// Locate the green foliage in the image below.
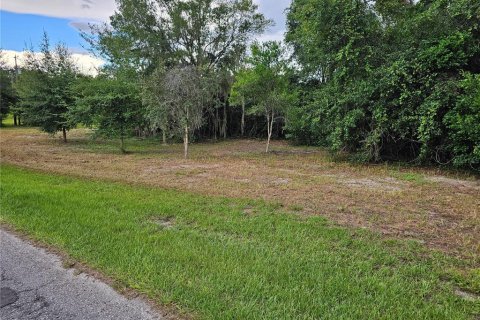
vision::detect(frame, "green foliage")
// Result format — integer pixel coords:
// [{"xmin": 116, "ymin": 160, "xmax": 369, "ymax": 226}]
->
[
  {"xmin": 0, "ymin": 68, "xmax": 17, "ymax": 124},
  {"xmin": 14, "ymin": 33, "xmax": 78, "ymax": 139},
  {"xmin": 8, "ymin": 0, "xmax": 478, "ymax": 167},
  {"xmin": 444, "ymin": 73, "xmax": 480, "ymax": 168},
  {"xmin": 231, "ymin": 41, "xmax": 297, "ymax": 151},
  {"xmin": 86, "ymin": 0, "xmax": 271, "ymax": 72},
  {"xmin": 72, "ymin": 75, "xmax": 143, "ymax": 152},
  {"xmin": 160, "ymin": 66, "xmax": 210, "ymax": 132},
  {"xmin": 229, "ymin": 68, "xmax": 252, "ymax": 107},
  {"xmin": 286, "ymin": 0, "xmax": 480, "ymax": 169},
  {"xmin": 142, "ymin": 65, "xmax": 170, "ymax": 136},
  {"xmin": 82, "ymin": 0, "xmax": 272, "ymax": 144},
  {"xmin": 141, "ymin": 65, "xmax": 216, "ymax": 157}
]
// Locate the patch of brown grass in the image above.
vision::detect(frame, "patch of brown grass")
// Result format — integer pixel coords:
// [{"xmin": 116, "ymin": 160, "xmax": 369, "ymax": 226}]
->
[{"xmin": 1, "ymin": 128, "xmax": 479, "ymax": 261}]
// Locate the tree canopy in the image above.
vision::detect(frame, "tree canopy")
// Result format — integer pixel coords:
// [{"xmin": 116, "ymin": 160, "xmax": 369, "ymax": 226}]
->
[
  {"xmin": 285, "ymin": 0, "xmax": 480, "ymax": 168},
  {"xmin": 73, "ymin": 74, "xmax": 143, "ymax": 153},
  {"xmin": 85, "ymin": 0, "xmax": 271, "ymax": 72},
  {"xmin": 14, "ymin": 34, "xmax": 78, "ymax": 141}
]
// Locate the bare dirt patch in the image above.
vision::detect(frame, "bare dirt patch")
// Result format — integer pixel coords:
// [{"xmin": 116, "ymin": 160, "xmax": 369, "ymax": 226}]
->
[
  {"xmin": 427, "ymin": 176, "xmax": 480, "ymax": 191},
  {"xmin": 151, "ymin": 217, "xmax": 176, "ymax": 229},
  {"xmin": 1, "ymin": 128, "xmax": 479, "ymax": 261},
  {"xmin": 343, "ymin": 177, "xmax": 406, "ymax": 192},
  {"xmin": 454, "ymin": 288, "xmax": 480, "ymax": 302}
]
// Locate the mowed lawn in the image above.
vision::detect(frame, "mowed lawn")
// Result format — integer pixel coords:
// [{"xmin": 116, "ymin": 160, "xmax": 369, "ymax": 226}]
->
[
  {"xmin": 1, "ymin": 165, "xmax": 478, "ymax": 319},
  {"xmin": 1, "ymin": 128, "xmax": 479, "ymax": 259}
]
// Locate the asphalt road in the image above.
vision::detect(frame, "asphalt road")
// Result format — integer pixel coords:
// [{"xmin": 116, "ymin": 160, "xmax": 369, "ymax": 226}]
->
[{"xmin": 0, "ymin": 229, "xmax": 162, "ymax": 320}]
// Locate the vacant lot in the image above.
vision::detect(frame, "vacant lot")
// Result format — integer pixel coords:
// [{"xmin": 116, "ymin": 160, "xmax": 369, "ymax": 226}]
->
[
  {"xmin": 1, "ymin": 128, "xmax": 479, "ymax": 260},
  {"xmin": 2, "ymin": 165, "xmax": 479, "ymax": 319}
]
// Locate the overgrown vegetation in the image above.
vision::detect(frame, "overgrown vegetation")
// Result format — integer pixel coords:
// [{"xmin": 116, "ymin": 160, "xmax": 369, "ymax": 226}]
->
[
  {"xmin": 2, "ymin": 0, "xmax": 479, "ymax": 168},
  {"xmin": 285, "ymin": 0, "xmax": 480, "ymax": 168},
  {"xmin": 1, "ymin": 165, "xmax": 478, "ymax": 319}
]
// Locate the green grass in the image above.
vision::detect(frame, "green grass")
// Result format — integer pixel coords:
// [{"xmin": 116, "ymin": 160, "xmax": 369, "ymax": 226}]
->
[
  {"xmin": 393, "ymin": 172, "xmax": 428, "ymax": 184},
  {"xmin": 1, "ymin": 113, "xmax": 15, "ymax": 127},
  {"xmin": 0, "ymin": 165, "xmax": 478, "ymax": 319}
]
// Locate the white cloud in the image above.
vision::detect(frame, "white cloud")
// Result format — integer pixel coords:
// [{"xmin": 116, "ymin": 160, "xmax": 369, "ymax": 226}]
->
[
  {"xmin": 257, "ymin": 29, "xmax": 285, "ymax": 43},
  {"xmin": 1, "ymin": 0, "xmax": 116, "ymax": 21},
  {"xmin": 72, "ymin": 52, "xmax": 104, "ymax": 75},
  {"xmin": 2, "ymin": 0, "xmax": 291, "ymax": 44},
  {"xmin": 1, "ymin": 49, "xmax": 104, "ymax": 76},
  {"xmin": 253, "ymin": 0, "xmax": 291, "ymax": 43},
  {"xmin": 254, "ymin": 0, "xmax": 291, "ymax": 30}
]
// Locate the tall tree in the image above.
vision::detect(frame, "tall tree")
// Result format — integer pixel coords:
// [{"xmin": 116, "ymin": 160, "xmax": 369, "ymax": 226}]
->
[
  {"xmin": 212, "ymin": 69, "xmax": 234, "ymax": 139},
  {"xmin": 0, "ymin": 51, "xmax": 15, "ymax": 125},
  {"xmin": 14, "ymin": 33, "xmax": 78, "ymax": 141},
  {"xmin": 230, "ymin": 67, "xmax": 252, "ymax": 136},
  {"xmin": 232, "ymin": 42, "xmax": 297, "ymax": 152},
  {"xmin": 85, "ymin": 0, "xmax": 271, "ymax": 72}
]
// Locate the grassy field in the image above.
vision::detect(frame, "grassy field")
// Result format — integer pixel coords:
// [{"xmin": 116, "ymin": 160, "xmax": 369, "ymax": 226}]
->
[
  {"xmin": 1, "ymin": 165, "xmax": 479, "ymax": 319},
  {"xmin": 1, "ymin": 128, "xmax": 479, "ymax": 260}
]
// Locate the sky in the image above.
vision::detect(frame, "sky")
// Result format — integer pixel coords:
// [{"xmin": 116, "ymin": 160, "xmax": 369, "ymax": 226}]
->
[{"xmin": 0, "ymin": 0, "xmax": 291, "ymax": 74}]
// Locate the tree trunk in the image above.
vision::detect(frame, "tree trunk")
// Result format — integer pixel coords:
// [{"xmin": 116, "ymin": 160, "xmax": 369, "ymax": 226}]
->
[
  {"xmin": 241, "ymin": 96, "xmax": 245, "ymax": 137},
  {"xmin": 266, "ymin": 113, "xmax": 271, "ymax": 153},
  {"xmin": 120, "ymin": 136, "xmax": 126, "ymax": 153},
  {"xmin": 62, "ymin": 127, "xmax": 67, "ymax": 143},
  {"xmin": 214, "ymin": 108, "xmax": 218, "ymax": 140},
  {"xmin": 184, "ymin": 125, "xmax": 189, "ymax": 159},
  {"xmin": 266, "ymin": 110, "xmax": 274, "ymax": 153},
  {"xmin": 162, "ymin": 129, "xmax": 167, "ymax": 146},
  {"xmin": 222, "ymin": 102, "xmax": 227, "ymax": 139},
  {"xmin": 13, "ymin": 114, "xmax": 17, "ymax": 126}
]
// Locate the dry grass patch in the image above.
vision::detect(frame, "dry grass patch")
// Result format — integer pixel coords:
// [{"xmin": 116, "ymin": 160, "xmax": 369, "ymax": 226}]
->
[{"xmin": 1, "ymin": 127, "xmax": 479, "ymax": 261}]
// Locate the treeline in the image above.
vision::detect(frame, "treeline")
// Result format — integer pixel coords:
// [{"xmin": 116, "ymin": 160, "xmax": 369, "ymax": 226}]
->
[
  {"xmin": 286, "ymin": 0, "xmax": 480, "ymax": 169},
  {"xmin": 1, "ymin": 0, "xmax": 479, "ymax": 168}
]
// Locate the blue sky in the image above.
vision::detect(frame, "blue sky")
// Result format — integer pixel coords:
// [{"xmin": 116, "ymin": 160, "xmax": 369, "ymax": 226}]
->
[
  {"xmin": 1, "ymin": 11, "xmax": 86, "ymax": 52},
  {"xmin": 1, "ymin": 0, "xmax": 290, "ymax": 74},
  {"xmin": 1, "ymin": 0, "xmax": 289, "ymax": 52}
]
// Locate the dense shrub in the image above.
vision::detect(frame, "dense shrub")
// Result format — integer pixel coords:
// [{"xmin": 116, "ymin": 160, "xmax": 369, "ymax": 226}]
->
[{"xmin": 286, "ymin": 0, "xmax": 480, "ymax": 169}]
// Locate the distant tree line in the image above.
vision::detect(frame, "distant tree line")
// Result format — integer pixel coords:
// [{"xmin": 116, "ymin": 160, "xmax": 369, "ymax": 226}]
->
[{"xmin": 1, "ymin": 0, "xmax": 478, "ymax": 168}]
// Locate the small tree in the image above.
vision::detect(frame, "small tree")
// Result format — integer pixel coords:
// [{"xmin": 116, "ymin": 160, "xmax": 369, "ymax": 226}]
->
[
  {"xmin": 159, "ymin": 66, "xmax": 212, "ymax": 158},
  {"xmin": 230, "ymin": 67, "xmax": 255, "ymax": 137},
  {"xmin": 72, "ymin": 75, "xmax": 143, "ymax": 153},
  {"xmin": 15, "ymin": 33, "xmax": 77, "ymax": 141},
  {"xmin": 232, "ymin": 42, "xmax": 296, "ymax": 152}
]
